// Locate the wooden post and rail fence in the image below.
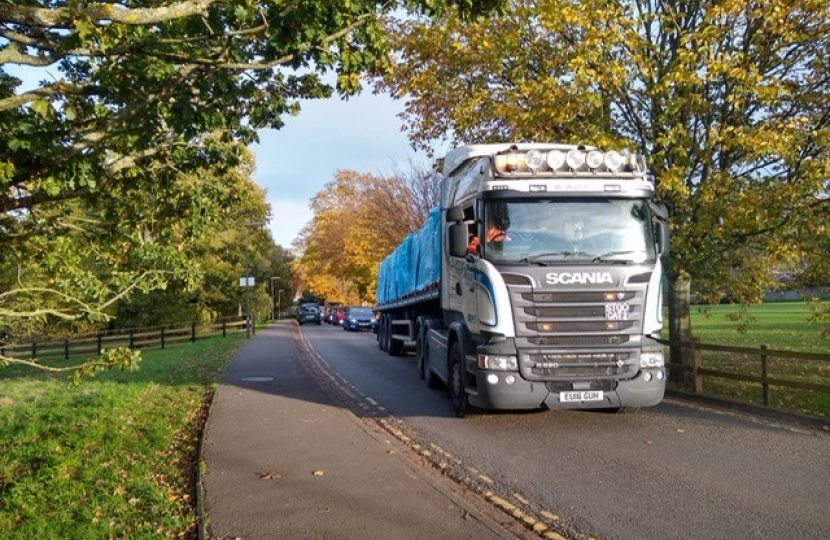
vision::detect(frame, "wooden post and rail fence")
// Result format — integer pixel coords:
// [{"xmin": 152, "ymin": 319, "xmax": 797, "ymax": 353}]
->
[
  {"xmin": 662, "ymin": 339, "xmax": 830, "ymax": 418},
  {"xmin": 0, "ymin": 317, "xmax": 249, "ymax": 364}
]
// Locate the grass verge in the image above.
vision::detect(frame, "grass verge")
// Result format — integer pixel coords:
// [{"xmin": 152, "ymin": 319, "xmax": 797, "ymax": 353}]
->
[{"xmin": 0, "ymin": 334, "xmax": 244, "ymax": 540}]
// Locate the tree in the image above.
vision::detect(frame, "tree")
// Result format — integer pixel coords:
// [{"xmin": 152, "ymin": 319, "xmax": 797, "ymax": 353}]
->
[
  {"xmin": 294, "ymin": 163, "xmax": 439, "ymax": 304},
  {"xmin": 1, "ymin": 0, "xmax": 503, "ymax": 372},
  {"xmin": 378, "ymin": 0, "xmax": 830, "ymax": 354}
]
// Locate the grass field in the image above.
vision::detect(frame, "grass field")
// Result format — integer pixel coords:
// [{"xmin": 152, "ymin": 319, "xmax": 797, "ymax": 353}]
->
[
  {"xmin": 0, "ymin": 334, "xmax": 244, "ymax": 540},
  {"xmin": 673, "ymin": 301, "xmax": 830, "ymax": 419},
  {"xmin": 689, "ymin": 301, "xmax": 830, "ymax": 353}
]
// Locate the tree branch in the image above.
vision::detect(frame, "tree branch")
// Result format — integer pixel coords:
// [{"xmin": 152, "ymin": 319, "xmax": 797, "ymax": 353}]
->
[{"xmin": 0, "ymin": 0, "xmax": 221, "ymax": 27}]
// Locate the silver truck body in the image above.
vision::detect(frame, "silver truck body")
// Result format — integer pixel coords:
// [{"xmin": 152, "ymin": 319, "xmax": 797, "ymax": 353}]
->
[{"xmin": 375, "ymin": 143, "xmax": 668, "ymax": 416}]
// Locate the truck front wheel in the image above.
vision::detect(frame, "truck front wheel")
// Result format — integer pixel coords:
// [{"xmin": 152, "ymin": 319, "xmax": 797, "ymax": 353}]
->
[{"xmin": 448, "ymin": 343, "xmax": 472, "ymax": 418}]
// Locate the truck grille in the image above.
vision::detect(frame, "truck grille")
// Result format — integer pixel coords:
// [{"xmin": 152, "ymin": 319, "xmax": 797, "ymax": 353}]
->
[
  {"xmin": 528, "ymin": 335, "xmax": 630, "ymax": 346},
  {"xmin": 525, "ymin": 352, "xmax": 632, "ymax": 378},
  {"xmin": 521, "ymin": 292, "xmax": 635, "ymax": 303},
  {"xmin": 509, "ymin": 281, "xmax": 646, "ymax": 381}
]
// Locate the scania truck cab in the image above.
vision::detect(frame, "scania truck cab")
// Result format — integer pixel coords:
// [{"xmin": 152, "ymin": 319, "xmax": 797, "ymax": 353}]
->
[{"xmin": 376, "ymin": 143, "xmax": 669, "ymax": 417}]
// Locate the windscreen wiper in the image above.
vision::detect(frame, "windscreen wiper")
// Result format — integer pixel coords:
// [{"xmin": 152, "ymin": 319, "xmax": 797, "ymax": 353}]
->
[
  {"xmin": 520, "ymin": 251, "xmax": 592, "ymax": 265},
  {"xmin": 592, "ymin": 250, "xmax": 638, "ymax": 264}
]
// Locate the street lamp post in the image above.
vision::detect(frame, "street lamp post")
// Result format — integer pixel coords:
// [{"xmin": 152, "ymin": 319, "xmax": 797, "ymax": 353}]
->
[
  {"xmin": 270, "ymin": 277, "xmax": 277, "ymax": 320},
  {"xmin": 244, "ymin": 220, "xmax": 265, "ymax": 338},
  {"xmin": 278, "ymin": 289, "xmax": 284, "ymax": 320},
  {"xmin": 244, "ymin": 225, "xmax": 251, "ymax": 338}
]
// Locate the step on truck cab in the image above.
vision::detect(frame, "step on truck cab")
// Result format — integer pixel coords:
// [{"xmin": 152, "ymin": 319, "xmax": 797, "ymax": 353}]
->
[{"xmin": 375, "ymin": 143, "xmax": 669, "ymax": 417}]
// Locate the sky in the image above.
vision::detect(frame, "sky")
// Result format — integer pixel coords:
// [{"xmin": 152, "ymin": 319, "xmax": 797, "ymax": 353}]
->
[{"xmin": 252, "ymin": 89, "xmax": 436, "ymax": 250}]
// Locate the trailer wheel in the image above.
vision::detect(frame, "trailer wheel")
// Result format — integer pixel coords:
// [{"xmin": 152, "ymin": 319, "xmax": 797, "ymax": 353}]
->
[
  {"xmin": 379, "ymin": 316, "xmax": 388, "ymax": 352},
  {"xmin": 415, "ymin": 322, "xmax": 426, "ymax": 380},
  {"xmin": 388, "ymin": 327, "xmax": 403, "ymax": 356},
  {"xmin": 448, "ymin": 342, "xmax": 471, "ymax": 418}
]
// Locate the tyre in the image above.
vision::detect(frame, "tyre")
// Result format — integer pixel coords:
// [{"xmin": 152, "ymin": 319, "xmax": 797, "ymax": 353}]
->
[
  {"xmin": 379, "ymin": 316, "xmax": 388, "ymax": 352},
  {"xmin": 384, "ymin": 315, "xmax": 403, "ymax": 356},
  {"xmin": 423, "ymin": 347, "xmax": 440, "ymax": 389},
  {"xmin": 448, "ymin": 342, "xmax": 472, "ymax": 417},
  {"xmin": 415, "ymin": 321, "xmax": 426, "ymax": 380},
  {"xmin": 388, "ymin": 330, "xmax": 403, "ymax": 356}
]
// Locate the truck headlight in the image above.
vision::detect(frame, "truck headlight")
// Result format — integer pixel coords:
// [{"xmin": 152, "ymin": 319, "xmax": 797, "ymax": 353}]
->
[
  {"xmin": 639, "ymin": 351, "xmax": 664, "ymax": 368},
  {"xmin": 477, "ymin": 354, "xmax": 518, "ymax": 371}
]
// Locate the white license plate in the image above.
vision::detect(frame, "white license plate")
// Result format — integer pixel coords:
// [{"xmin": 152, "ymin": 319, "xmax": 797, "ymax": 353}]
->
[
  {"xmin": 560, "ymin": 391, "xmax": 604, "ymax": 403},
  {"xmin": 605, "ymin": 302, "xmax": 630, "ymax": 321}
]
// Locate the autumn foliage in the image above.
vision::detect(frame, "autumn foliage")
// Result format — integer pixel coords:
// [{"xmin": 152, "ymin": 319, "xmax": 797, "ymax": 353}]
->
[{"xmin": 294, "ymin": 165, "xmax": 439, "ymax": 305}]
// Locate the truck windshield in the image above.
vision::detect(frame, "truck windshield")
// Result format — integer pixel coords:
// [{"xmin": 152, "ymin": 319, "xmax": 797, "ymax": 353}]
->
[{"xmin": 482, "ymin": 198, "xmax": 657, "ymax": 264}]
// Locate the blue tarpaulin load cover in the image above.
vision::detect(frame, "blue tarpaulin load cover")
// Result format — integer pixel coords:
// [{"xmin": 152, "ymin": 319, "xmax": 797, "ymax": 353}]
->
[{"xmin": 376, "ymin": 207, "xmax": 441, "ymax": 305}]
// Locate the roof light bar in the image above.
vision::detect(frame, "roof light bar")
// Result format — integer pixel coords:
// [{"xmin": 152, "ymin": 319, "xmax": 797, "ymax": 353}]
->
[{"xmin": 493, "ymin": 147, "xmax": 648, "ymax": 176}]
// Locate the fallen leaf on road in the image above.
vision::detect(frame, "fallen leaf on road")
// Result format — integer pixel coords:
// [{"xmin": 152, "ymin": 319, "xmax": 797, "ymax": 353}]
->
[
  {"xmin": 259, "ymin": 472, "xmax": 282, "ymax": 480},
  {"xmin": 313, "ymin": 470, "xmax": 324, "ymax": 477}
]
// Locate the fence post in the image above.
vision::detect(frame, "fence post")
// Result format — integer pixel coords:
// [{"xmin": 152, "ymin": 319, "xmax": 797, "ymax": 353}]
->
[
  {"xmin": 64, "ymin": 337, "xmax": 70, "ymax": 360},
  {"xmin": 129, "ymin": 330, "xmax": 134, "ymax": 349},
  {"xmin": 191, "ymin": 323, "xmax": 196, "ymax": 342},
  {"xmin": 97, "ymin": 334, "xmax": 102, "ymax": 355},
  {"xmin": 161, "ymin": 326, "xmax": 166, "ymax": 349},
  {"xmin": 691, "ymin": 339, "xmax": 704, "ymax": 393},
  {"xmin": 222, "ymin": 320, "xmax": 226, "ymax": 338},
  {"xmin": 31, "ymin": 341, "xmax": 37, "ymax": 360},
  {"xmin": 761, "ymin": 345, "xmax": 769, "ymax": 406}
]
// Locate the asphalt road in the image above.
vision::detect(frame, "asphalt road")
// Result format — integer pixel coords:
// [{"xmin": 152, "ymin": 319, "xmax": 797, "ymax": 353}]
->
[{"xmin": 299, "ymin": 323, "xmax": 830, "ymax": 540}]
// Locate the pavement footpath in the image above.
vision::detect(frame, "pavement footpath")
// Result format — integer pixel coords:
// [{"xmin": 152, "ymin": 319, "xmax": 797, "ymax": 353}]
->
[{"xmin": 201, "ymin": 322, "xmax": 519, "ymax": 540}]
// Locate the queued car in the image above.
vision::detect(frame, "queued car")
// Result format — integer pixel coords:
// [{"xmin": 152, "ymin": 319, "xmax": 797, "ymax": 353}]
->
[
  {"xmin": 324, "ymin": 304, "xmax": 342, "ymax": 324},
  {"xmin": 333, "ymin": 306, "xmax": 346, "ymax": 325},
  {"xmin": 297, "ymin": 304, "xmax": 322, "ymax": 325},
  {"xmin": 343, "ymin": 306, "xmax": 377, "ymax": 332}
]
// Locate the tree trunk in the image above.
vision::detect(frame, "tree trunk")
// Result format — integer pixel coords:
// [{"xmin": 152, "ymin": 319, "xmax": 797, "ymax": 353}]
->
[{"xmin": 667, "ymin": 273, "xmax": 693, "ymax": 383}]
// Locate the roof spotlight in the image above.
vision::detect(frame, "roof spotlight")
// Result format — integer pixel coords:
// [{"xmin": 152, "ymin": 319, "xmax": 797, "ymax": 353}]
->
[
  {"xmin": 547, "ymin": 150, "xmax": 566, "ymax": 170},
  {"xmin": 604, "ymin": 150, "xmax": 624, "ymax": 171},
  {"xmin": 525, "ymin": 150, "xmax": 544, "ymax": 170},
  {"xmin": 566, "ymin": 149, "xmax": 586, "ymax": 170},
  {"xmin": 586, "ymin": 150, "xmax": 604, "ymax": 169}
]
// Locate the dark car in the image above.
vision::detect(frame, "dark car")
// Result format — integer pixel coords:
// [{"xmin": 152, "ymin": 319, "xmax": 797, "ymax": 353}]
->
[
  {"xmin": 297, "ymin": 304, "xmax": 322, "ymax": 325},
  {"xmin": 343, "ymin": 306, "xmax": 376, "ymax": 332}
]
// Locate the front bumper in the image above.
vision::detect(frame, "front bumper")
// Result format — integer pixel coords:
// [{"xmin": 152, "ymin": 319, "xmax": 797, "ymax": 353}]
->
[
  {"xmin": 469, "ymin": 368, "xmax": 665, "ymax": 410},
  {"xmin": 468, "ymin": 338, "xmax": 666, "ymax": 410}
]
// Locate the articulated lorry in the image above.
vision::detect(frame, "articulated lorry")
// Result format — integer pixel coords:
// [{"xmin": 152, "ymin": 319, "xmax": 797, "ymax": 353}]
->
[{"xmin": 375, "ymin": 143, "xmax": 669, "ymax": 417}]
